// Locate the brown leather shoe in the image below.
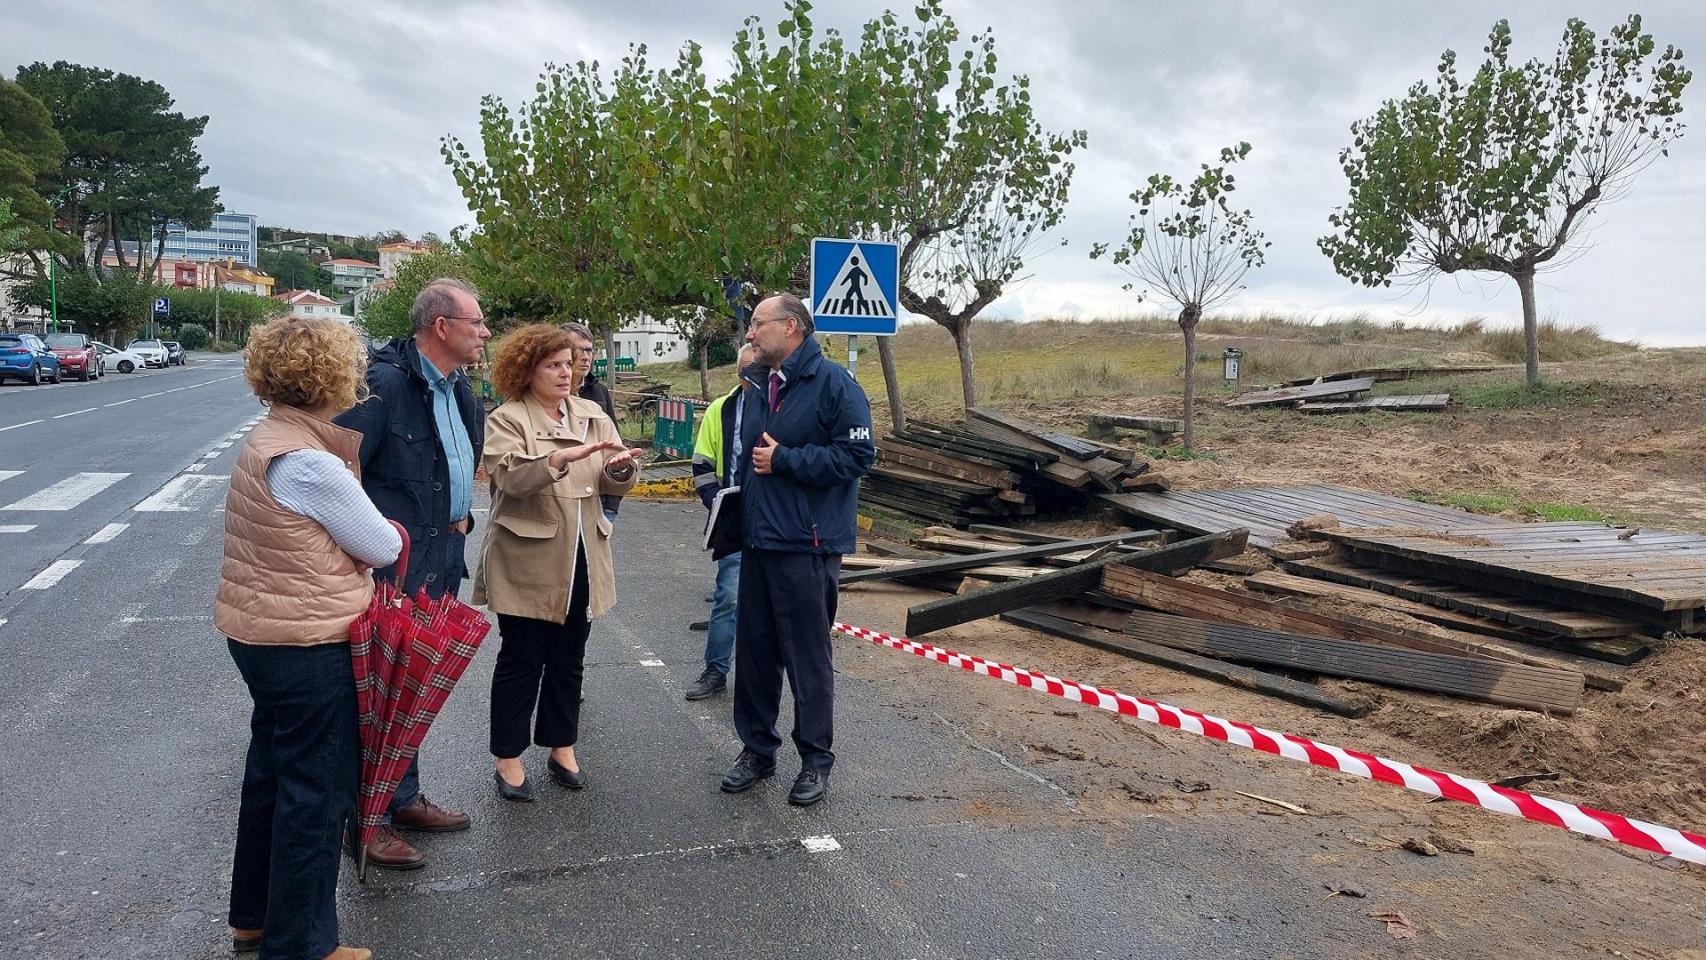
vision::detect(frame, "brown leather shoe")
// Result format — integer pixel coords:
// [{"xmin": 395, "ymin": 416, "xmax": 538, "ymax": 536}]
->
[
  {"xmin": 390, "ymin": 794, "xmax": 470, "ymax": 833},
  {"xmin": 232, "ymin": 927, "xmax": 262, "ymax": 953},
  {"xmin": 356, "ymin": 825, "xmax": 425, "ymax": 871},
  {"xmin": 322, "ymin": 947, "xmax": 372, "ymax": 960}
]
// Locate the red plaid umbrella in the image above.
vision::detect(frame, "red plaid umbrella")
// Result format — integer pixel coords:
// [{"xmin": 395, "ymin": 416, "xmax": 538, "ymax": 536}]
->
[{"xmin": 349, "ymin": 521, "xmax": 491, "ymax": 881}]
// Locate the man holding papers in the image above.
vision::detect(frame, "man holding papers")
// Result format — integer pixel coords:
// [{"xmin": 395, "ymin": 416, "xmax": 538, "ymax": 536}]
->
[{"xmin": 687, "ymin": 345, "xmax": 755, "ymax": 700}]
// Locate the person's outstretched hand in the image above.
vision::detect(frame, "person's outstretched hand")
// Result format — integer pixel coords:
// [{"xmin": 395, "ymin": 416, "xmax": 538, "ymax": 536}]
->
[{"xmin": 548, "ymin": 438, "xmax": 619, "ymax": 471}]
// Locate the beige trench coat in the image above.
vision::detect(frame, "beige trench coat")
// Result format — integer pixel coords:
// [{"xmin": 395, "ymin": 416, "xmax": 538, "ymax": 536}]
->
[{"xmin": 472, "ymin": 393, "xmax": 638, "ymax": 621}]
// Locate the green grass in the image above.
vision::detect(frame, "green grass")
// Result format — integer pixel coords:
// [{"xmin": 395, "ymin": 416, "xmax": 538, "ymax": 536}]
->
[
  {"xmin": 1145, "ymin": 445, "xmax": 1219, "ymax": 461},
  {"xmin": 1410, "ymin": 490, "xmax": 1630, "ymax": 525},
  {"xmin": 1455, "ymin": 380, "xmax": 1623, "ymax": 410}
]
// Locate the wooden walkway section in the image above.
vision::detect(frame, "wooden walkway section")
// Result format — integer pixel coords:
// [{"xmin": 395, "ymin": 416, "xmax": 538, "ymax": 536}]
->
[
  {"xmin": 1318, "ymin": 523, "xmax": 1706, "ymax": 630},
  {"xmin": 1299, "ymin": 394, "xmax": 1451, "ymax": 414},
  {"xmin": 1101, "ymin": 483, "xmax": 1513, "ymax": 550},
  {"xmin": 1225, "ymin": 378, "xmax": 1375, "ymax": 408}
]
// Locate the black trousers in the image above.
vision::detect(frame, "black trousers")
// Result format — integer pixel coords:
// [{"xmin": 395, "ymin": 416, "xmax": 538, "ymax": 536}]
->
[
  {"xmin": 226, "ymin": 639, "xmax": 358, "ymax": 960},
  {"xmin": 733, "ymin": 548, "xmax": 841, "ymax": 773},
  {"xmin": 489, "ymin": 548, "xmax": 590, "ymax": 758}
]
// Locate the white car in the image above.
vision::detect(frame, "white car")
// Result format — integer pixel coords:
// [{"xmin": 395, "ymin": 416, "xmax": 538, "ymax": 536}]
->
[
  {"xmin": 94, "ymin": 341, "xmax": 148, "ymax": 374},
  {"xmin": 127, "ymin": 339, "xmax": 170, "ymax": 368}
]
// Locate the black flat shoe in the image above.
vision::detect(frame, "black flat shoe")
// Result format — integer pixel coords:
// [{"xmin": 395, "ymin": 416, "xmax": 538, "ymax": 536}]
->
[
  {"xmin": 494, "ymin": 770, "xmax": 533, "ymax": 802},
  {"xmin": 720, "ymin": 748, "xmax": 776, "ymax": 793},
  {"xmin": 548, "ymin": 756, "xmax": 586, "ymax": 790}
]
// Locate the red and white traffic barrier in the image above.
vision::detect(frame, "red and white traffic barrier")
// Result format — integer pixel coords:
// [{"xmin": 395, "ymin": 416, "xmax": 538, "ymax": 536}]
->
[{"xmin": 832, "ymin": 621, "xmax": 1706, "ymax": 867}]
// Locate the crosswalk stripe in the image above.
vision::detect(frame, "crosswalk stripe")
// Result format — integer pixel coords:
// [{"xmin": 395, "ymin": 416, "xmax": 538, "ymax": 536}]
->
[
  {"xmin": 0, "ymin": 471, "xmax": 22, "ymax": 484},
  {"xmin": 133, "ymin": 474, "xmax": 229, "ymax": 512},
  {"xmin": 21, "ymin": 559, "xmax": 81, "ymax": 590},
  {"xmin": 1, "ymin": 472, "xmax": 129, "ymax": 511},
  {"xmin": 84, "ymin": 522, "xmax": 129, "ymax": 544},
  {"xmin": 0, "ymin": 524, "xmax": 37, "ymax": 534}
]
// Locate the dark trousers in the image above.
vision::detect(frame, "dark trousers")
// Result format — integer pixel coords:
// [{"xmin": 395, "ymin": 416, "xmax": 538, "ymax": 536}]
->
[
  {"xmin": 226, "ymin": 639, "xmax": 358, "ymax": 960},
  {"xmin": 385, "ymin": 571, "xmax": 461, "ymax": 816},
  {"xmin": 489, "ymin": 550, "xmax": 590, "ymax": 757},
  {"xmin": 733, "ymin": 549, "xmax": 841, "ymax": 773}
]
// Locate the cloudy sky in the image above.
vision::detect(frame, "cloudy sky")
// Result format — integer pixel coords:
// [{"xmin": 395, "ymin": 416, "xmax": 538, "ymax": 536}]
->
[{"xmin": 6, "ymin": 1, "xmax": 1703, "ymax": 343}]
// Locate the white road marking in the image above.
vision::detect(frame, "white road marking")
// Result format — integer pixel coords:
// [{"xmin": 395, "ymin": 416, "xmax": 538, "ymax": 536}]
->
[
  {"xmin": 215, "ymin": 441, "xmax": 233, "ymax": 449},
  {"xmin": 185, "ymin": 463, "xmax": 206, "ymax": 473},
  {"xmin": 84, "ymin": 523, "xmax": 129, "ymax": 544},
  {"xmin": 21, "ymin": 559, "xmax": 81, "ymax": 590},
  {"xmin": 0, "ymin": 524, "xmax": 37, "ymax": 533},
  {"xmin": 104, "ymin": 398, "xmax": 136, "ymax": 407},
  {"xmin": 120, "ymin": 614, "xmax": 212, "ymax": 624},
  {"xmin": 0, "ymin": 419, "xmax": 45, "ymax": 433},
  {"xmin": 2, "ymin": 472, "xmax": 129, "ymax": 511},
  {"xmin": 51, "ymin": 407, "xmax": 98, "ymax": 419},
  {"xmin": 640, "ymin": 659, "xmax": 666, "ymax": 667},
  {"xmin": 800, "ymin": 836, "xmax": 842, "ymax": 853},
  {"xmin": 133, "ymin": 474, "xmax": 229, "ymax": 512},
  {"xmin": 141, "ymin": 392, "xmax": 164, "ymax": 399},
  {"xmin": 0, "ymin": 470, "xmax": 21, "ymax": 483}
]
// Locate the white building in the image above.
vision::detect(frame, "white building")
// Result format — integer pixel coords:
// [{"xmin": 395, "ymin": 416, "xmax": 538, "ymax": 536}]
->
[
  {"xmin": 378, "ymin": 241, "xmax": 432, "ymax": 280},
  {"xmin": 0, "ymin": 256, "xmax": 50, "ymax": 331},
  {"xmin": 612, "ymin": 315, "xmax": 690, "ymax": 365},
  {"xmin": 323, "ymin": 258, "xmax": 382, "ymax": 293},
  {"xmin": 272, "ymin": 289, "xmax": 349, "ymax": 324}
]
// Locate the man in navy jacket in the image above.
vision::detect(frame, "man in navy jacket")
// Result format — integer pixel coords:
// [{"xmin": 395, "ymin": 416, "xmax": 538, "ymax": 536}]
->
[
  {"xmin": 720, "ymin": 294, "xmax": 874, "ymax": 807},
  {"xmin": 335, "ymin": 278, "xmax": 488, "ymax": 868}
]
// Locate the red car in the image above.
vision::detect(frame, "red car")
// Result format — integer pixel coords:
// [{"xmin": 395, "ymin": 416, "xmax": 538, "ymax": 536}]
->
[{"xmin": 44, "ymin": 333, "xmax": 101, "ymax": 382}]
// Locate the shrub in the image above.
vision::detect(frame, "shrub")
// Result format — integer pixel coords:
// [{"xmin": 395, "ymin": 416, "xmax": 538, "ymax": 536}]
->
[{"xmin": 175, "ymin": 322, "xmax": 210, "ymax": 350}]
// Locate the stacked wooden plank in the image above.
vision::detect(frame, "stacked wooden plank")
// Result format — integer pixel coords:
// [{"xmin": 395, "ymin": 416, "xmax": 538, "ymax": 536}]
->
[
  {"xmin": 1298, "ymin": 394, "xmax": 1451, "ymax": 414},
  {"xmin": 862, "ymin": 408, "xmax": 1166, "ymax": 526}
]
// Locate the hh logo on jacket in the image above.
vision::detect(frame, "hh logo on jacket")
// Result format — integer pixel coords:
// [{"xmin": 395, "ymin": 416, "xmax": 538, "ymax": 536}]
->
[{"xmin": 849, "ymin": 426, "xmax": 871, "ymax": 441}]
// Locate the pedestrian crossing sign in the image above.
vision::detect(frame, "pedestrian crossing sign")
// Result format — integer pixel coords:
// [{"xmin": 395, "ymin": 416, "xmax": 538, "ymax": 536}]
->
[{"xmin": 809, "ymin": 237, "xmax": 900, "ymax": 336}]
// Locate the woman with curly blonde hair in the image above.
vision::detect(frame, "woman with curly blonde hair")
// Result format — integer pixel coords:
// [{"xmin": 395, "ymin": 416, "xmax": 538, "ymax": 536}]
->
[
  {"xmin": 214, "ymin": 316, "xmax": 400, "ymax": 960},
  {"xmin": 475, "ymin": 324, "xmax": 643, "ymax": 800}
]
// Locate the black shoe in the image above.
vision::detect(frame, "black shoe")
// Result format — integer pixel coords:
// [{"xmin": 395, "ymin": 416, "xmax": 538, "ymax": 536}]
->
[
  {"xmin": 788, "ymin": 769, "xmax": 828, "ymax": 807},
  {"xmin": 684, "ymin": 667, "xmax": 727, "ymax": 701},
  {"xmin": 688, "ymin": 620, "xmax": 709, "ymax": 632},
  {"xmin": 720, "ymin": 749, "xmax": 776, "ymax": 793},
  {"xmin": 548, "ymin": 756, "xmax": 586, "ymax": 790},
  {"xmin": 494, "ymin": 769, "xmax": 533, "ymax": 802},
  {"xmin": 703, "ymin": 594, "xmax": 715, "ymax": 603}
]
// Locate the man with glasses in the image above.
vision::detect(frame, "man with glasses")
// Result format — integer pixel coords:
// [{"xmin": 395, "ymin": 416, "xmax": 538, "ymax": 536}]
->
[
  {"xmin": 335, "ymin": 277, "xmax": 490, "ymax": 869},
  {"xmin": 719, "ymin": 294, "xmax": 874, "ymax": 807}
]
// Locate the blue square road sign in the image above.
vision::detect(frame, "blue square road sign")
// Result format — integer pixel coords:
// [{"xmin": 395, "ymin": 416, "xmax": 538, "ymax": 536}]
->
[{"xmin": 809, "ymin": 237, "xmax": 899, "ymax": 336}]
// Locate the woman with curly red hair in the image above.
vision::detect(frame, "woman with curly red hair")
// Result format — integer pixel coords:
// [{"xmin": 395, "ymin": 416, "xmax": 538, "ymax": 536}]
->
[
  {"xmin": 474, "ymin": 324, "xmax": 644, "ymax": 800},
  {"xmin": 215, "ymin": 316, "xmax": 398, "ymax": 960}
]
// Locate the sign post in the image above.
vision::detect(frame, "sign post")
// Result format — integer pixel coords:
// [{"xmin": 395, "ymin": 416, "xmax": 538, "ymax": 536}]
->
[
  {"xmin": 152, "ymin": 296, "xmax": 171, "ymax": 340},
  {"xmin": 809, "ymin": 237, "xmax": 900, "ymax": 379}
]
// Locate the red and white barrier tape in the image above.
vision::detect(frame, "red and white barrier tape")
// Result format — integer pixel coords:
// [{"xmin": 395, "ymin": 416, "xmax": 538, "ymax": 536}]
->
[{"xmin": 832, "ymin": 621, "xmax": 1706, "ymax": 867}]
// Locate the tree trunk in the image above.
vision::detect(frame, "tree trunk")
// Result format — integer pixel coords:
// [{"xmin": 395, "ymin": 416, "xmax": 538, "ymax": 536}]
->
[
  {"xmin": 604, "ymin": 325, "xmax": 618, "ymax": 376},
  {"xmin": 953, "ymin": 324, "xmax": 978, "ymax": 410},
  {"xmin": 698, "ymin": 341, "xmax": 711, "ymax": 401},
  {"xmin": 877, "ymin": 336, "xmax": 906, "ymax": 432},
  {"xmin": 1180, "ymin": 304, "xmax": 1201, "ymax": 451},
  {"xmin": 1515, "ymin": 268, "xmax": 1541, "ymax": 387}
]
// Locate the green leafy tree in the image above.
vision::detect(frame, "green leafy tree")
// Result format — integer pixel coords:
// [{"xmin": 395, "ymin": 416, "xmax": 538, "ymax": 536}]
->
[
  {"xmin": 1091, "ymin": 144, "xmax": 1268, "ymax": 450},
  {"xmin": 0, "ymin": 78, "xmax": 71, "ymax": 280},
  {"xmin": 851, "ymin": 2, "xmax": 1085, "ymax": 415},
  {"xmin": 154, "ymin": 286, "xmax": 286, "ymax": 344},
  {"xmin": 173, "ymin": 321, "xmax": 209, "ymax": 350},
  {"xmin": 14, "ymin": 268, "xmax": 153, "ymax": 342},
  {"xmin": 357, "ymin": 248, "xmax": 476, "ymax": 341},
  {"xmin": 1319, "ymin": 16, "xmax": 1691, "ymax": 387},
  {"xmin": 16, "ymin": 62, "xmax": 219, "ymax": 281},
  {"xmin": 258, "ymin": 248, "xmax": 335, "ymax": 294}
]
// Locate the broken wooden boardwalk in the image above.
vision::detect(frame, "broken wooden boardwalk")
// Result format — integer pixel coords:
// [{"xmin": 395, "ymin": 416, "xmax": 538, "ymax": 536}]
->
[{"xmin": 1100, "ymin": 483, "xmax": 1513, "ymax": 550}]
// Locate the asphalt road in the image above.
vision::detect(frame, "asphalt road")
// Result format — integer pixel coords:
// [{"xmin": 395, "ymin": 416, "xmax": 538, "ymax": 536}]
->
[{"xmin": 0, "ymin": 361, "xmax": 1700, "ymax": 959}]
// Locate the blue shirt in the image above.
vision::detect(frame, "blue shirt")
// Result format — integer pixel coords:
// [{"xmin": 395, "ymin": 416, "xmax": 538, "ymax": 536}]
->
[{"xmin": 416, "ymin": 352, "xmax": 475, "ymax": 522}]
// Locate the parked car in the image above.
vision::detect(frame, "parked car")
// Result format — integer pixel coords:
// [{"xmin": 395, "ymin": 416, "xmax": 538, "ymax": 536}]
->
[
  {"xmin": 94, "ymin": 341, "xmax": 146, "ymax": 374},
  {"xmin": 127, "ymin": 339, "xmax": 169, "ymax": 368},
  {"xmin": 163, "ymin": 340, "xmax": 186, "ymax": 366},
  {"xmin": 0, "ymin": 333, "xmax": 63, "ymax": 385},
  {"xmin": 43, "ymin": 332, "xmax": 102, "ymax": 381}
]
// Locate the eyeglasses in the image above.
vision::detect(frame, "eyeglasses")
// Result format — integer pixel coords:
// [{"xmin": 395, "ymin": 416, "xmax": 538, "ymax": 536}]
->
[{"xmin": 440, "ymin": 315, "xmax": 489, "ymax": 328}]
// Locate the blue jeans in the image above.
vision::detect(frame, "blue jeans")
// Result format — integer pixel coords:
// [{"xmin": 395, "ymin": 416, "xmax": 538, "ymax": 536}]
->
[
  {"xmin": 705, "ymin": 552, "xmax": 741, "ymax": 675},
  {"xmin": 226, "ymin": 639, "xmax": 358, "ymax": 960}
]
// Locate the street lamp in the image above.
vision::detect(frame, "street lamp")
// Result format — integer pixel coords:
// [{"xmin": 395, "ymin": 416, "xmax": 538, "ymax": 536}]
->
[{"xmin": 46, "ymin": 186, "xmax": 74, "ymax": 335}]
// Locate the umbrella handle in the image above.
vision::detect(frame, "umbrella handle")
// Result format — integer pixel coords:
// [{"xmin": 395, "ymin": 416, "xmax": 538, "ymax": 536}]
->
[{"xmin": 388, "ymin": 519, "xmax": 411, "ymax": 587}]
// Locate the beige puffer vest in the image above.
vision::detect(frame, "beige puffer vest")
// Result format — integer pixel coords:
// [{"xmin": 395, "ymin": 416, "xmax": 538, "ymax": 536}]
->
[{"xmin": 214, "ymin": 404, "xmax": 375, "ymax": 646}]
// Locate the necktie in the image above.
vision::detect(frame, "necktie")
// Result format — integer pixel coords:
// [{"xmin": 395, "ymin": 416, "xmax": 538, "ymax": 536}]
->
[{"xmin": 768, "ymin": 372, "xmax": 781, "ymax": 413}]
